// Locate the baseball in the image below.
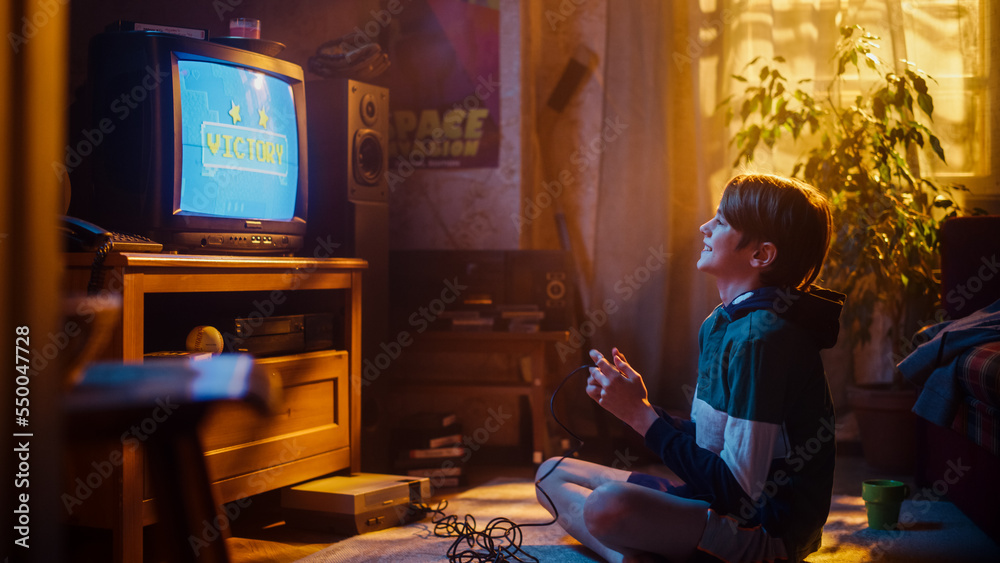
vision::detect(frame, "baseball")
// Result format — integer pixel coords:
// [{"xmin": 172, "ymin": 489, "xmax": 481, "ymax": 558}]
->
[{"xmin": 186, "ymin": 325, "xmax": 224, "ymax": 354}]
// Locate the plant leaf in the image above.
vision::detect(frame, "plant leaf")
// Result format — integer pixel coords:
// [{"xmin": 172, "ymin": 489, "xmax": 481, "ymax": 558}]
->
[
  {"xmin": 894, "ymin": 83, "xmax": 906, "ymax": 107},
  {"xmin": 808, "ymin": 115, "xmax": 820, "ymax": 134},
  {"xmin": 873, "ymin": 97, "xmax": 886, "ymax": 120},
  {"xmin": 929, "ymin": 135, "xmax": 946, "ymax": 163},
  {"xmin": 917, "ymin": 92, "xmax": 934, "ymax": 119},
  {"xmin": 933, "ymin": 195, "xmax": 954, "ymax": 209}
]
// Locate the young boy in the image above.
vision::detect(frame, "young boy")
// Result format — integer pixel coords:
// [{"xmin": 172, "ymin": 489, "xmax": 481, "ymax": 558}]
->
[{"xmin": 536, "ymin": 174, "xmax": 845, "ymax": 563}]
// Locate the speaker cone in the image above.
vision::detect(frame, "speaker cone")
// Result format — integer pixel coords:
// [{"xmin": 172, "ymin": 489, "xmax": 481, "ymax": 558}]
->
[
  {"xmin": 360, "ymin": 92, "xmax": 378, "ymax": 126},
  {"xmin": 353, "ymin": 130, "xmax": 385, "ymax": 186}
]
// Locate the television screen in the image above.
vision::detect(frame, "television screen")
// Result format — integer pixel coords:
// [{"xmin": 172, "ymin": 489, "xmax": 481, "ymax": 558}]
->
[{"xmin": 177, "ymin": 59, "xmax": 300, "ymax": 221}]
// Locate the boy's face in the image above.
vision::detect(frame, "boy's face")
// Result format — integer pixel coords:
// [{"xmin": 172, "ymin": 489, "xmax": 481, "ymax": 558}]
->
[{"xmin": 697, "ymin": 210, "xmax": 759, "ymax": 279}]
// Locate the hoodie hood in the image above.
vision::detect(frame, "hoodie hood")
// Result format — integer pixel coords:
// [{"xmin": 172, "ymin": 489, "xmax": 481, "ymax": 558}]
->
[{"xmin": 723, "ymin": 286, "xmax": 846, "ymax": 349}]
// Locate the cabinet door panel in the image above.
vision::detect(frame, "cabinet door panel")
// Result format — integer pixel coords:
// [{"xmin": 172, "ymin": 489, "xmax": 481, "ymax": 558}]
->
[
  {"xmin": 200, "ymin": 379, "xmax": 338, "ymax": 448},
  {"xmin": 203, "ymin": 424, "xmax": 348, "ymax": 484},
  {"xmin": 256, "ymin": 349, "xmax": 348, "ymax": 387},
  {"xmin": 198, "ymin": 349, "xmax": 350, "ymax": 484}
]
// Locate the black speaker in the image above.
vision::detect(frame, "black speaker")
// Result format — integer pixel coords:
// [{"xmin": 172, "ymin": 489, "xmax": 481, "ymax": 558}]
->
[
  {"xmin": 306, "ymin": 78, "xmax": 389, "ymax": 229},
  {"xmin": 305, "ymin": 78, "xmax": 390, "ymax": 365}
]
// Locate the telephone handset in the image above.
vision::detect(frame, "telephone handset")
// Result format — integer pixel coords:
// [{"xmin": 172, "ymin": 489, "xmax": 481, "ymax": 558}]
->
[{"xmin": 61, "ymin": 216, "xmax": 163, "ymax": 253}]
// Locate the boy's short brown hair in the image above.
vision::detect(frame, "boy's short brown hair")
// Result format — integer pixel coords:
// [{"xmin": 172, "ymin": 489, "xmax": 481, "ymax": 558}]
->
[{"xmin": 718, "ymin": 174, "xmax": 832, "ymax": 290}]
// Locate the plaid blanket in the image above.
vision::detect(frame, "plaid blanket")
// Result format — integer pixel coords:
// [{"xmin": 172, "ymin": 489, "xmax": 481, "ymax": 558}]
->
[{"xmin": 952, "ymin": 341, "xmax": 1000, "ymax": 456}]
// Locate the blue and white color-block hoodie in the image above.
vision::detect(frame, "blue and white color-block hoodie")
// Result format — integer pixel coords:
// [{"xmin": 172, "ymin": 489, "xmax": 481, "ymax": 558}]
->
[{"xmin": 645, "ymin": 286, "xmax": 844, "ymax": 561}]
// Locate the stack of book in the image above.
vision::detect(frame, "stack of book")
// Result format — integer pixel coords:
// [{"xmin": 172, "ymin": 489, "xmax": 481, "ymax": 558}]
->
[
  {"xmin": 436, "ymin": 304, "xmax": 547, "ymax": 332},
  {"xmin": 438, "ymin": 310, "xmax": 495, "ymax": 331},
  {"xmin": 393, "ymin": 412, "xmax": 467, "ymax": 489},
  {"xmin": 497, "ymin": 305, "xmax": 545, "ymax": 333}
]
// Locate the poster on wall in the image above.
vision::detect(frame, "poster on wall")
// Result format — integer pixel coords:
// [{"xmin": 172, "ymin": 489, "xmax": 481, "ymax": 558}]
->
[{"xmin": 382, "ymin": 0, "xmax": 500, "ymax": 169}]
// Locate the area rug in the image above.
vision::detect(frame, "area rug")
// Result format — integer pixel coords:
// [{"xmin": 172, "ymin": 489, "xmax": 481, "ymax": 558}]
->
[
  {"xmin": 809, "ymin": 494, "xmax": 1000, "ymax": 562},
  {"xmin": 297, "ymin": 478, "xmax": 598, "ymax": 562},
  {"xmin": 298, "ymin": 479, "xmax": 1000, "ymax": 563}
]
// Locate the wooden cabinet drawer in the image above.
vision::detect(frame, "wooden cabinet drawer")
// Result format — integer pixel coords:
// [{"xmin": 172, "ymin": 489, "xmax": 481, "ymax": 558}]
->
[
  {"xmin": 256, "ymin": 348, "xmax": 349, "ymax": 387},
  {"xmin": 198, "ymin": 349, "xmax": 349, "ymax": 486}
]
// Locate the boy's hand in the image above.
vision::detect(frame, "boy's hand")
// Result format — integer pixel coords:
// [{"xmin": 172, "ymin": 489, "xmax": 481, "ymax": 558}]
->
[{"xmin": 587, "ymin": 348, "xmax": 659, "ymax": 436}]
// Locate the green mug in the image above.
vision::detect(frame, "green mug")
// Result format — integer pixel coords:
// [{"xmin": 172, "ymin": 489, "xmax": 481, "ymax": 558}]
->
[{"xmin": 862, "ymin": 479, "xmax": 910, "ymax": 530}]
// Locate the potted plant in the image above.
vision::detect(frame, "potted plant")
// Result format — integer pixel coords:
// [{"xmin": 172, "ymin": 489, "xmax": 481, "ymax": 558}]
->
[{"xmin": 719, "ymin": 25, "xmax": 973, "ymax": 472}]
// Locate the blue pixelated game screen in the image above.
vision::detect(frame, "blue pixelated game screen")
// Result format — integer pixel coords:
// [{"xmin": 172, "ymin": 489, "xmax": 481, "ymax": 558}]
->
[{"xmin": 177, "ymin": 59, "xmax": 299, "ymax": 221}]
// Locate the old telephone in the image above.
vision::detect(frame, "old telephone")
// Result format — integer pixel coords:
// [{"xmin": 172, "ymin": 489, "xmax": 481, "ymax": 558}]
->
[
  {"xmin": 61, "ymin": 216, "xmax": 163, "ymax": 253},
  {"xmin": 61, "ymin": 216, "xmax": 162, "ymax": 295}
]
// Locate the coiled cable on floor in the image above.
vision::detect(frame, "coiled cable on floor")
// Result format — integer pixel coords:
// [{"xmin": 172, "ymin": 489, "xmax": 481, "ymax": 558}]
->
[{"xmin": 409, "ymin": 364, "xmax": 593, "ymax": 562}]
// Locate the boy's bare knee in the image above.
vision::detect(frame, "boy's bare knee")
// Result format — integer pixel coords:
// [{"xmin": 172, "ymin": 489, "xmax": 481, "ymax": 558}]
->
[
  {"xmin": 535, "ymin": 457, "xmax": 561, "ymax": 482},
  {"xmin": 535, "ymin": 458, "xmax": 562, "ymax": 509},
  {"xmin": 583, "ymin": 481, "xmax": 631, "ymax": 539}
]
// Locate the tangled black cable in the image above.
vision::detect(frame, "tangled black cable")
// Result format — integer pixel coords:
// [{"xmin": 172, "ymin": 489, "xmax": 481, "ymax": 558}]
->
[{"xmin": 408, "ymin": 364, "xmax": 593, "ymax": 562}]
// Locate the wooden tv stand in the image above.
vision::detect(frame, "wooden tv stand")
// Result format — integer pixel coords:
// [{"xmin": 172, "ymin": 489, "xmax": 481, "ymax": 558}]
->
[{"xmin": 63, "ymin": 252, "xmax": 365, "ymax": 563}]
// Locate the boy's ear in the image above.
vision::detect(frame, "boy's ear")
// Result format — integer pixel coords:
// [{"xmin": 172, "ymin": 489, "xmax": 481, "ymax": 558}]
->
[{"xmin": 750, "ymin": 242, "xmax": 777, "ymax": 269}]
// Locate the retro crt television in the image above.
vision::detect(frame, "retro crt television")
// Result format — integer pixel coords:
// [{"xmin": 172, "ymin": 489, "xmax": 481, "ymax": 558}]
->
[{"xmin": 76, "ymin": 30, "xmax": 308, "ymax": 254}]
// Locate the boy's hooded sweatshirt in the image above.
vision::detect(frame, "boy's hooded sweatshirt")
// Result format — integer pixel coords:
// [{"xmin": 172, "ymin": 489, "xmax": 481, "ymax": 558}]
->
[{"xmin": 644, "ymin": 286, "xmax": 844, "ymax": 561}]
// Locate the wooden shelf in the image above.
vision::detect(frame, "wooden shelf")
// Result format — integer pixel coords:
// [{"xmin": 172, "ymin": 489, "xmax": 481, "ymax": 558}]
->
[{"xmin": 387, "ymin": 330, "xmax": 569, "ymax": 464}]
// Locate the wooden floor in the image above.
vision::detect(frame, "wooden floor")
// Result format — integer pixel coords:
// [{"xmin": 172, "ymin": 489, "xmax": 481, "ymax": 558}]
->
[
  {"xmin": 224, "ymin": 464, "xmax": 539, "ymax": 563},
  {"xmin": 59, "ymin": 463, "xmax": 537, "ymax": 563},
  {"xmin": 64, "ymin": 446, "xmax": 905, "ymax": 562},
  {"xmin": 221, "ymin": 449, "xmax": 911, "ymax": 563}
]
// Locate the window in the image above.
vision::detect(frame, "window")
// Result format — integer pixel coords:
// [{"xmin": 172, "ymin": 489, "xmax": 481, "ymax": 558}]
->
[{"xmin": 717, "ymin": 0, "xmax": 996, "ymax": 202}]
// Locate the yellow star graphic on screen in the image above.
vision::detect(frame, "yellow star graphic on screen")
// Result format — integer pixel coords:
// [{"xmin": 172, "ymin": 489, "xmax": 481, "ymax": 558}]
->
[
  {"xmin": 229, "ymin": 101, "xmax": 242, "ymax": 124},
  {"xmin": 258, "ymin": 108, "xmax": 269, "ymax": 129}
]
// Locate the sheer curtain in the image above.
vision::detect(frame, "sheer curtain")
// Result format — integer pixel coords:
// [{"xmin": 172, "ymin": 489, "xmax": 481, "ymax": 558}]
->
[
  {"xmin": 589, "ymin": 0, "xmax": 717, "ymax": 409},
  {"xmin": 526, "ymin": 0, "xmax": 989, "ymax": 411},
  {"xmin": 524, "ymin": 0, "xmax": 719, "ymax": 410}
]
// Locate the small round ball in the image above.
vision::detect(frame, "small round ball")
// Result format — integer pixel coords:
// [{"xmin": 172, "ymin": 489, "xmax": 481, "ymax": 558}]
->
[{"xmin": 186, "ymin": 325, "xmax": 224, "ymax": 354}]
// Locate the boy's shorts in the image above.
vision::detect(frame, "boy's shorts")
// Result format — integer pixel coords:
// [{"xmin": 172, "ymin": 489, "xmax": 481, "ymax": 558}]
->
[{"xmin": 628, "ymin": 472, "xmax": 790, "ymax": 563}]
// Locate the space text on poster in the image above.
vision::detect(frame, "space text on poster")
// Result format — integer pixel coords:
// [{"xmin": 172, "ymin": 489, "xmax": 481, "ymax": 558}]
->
[{"xmin": 384, "ymin": 0, "xmax": 500, "ymax": 169}]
